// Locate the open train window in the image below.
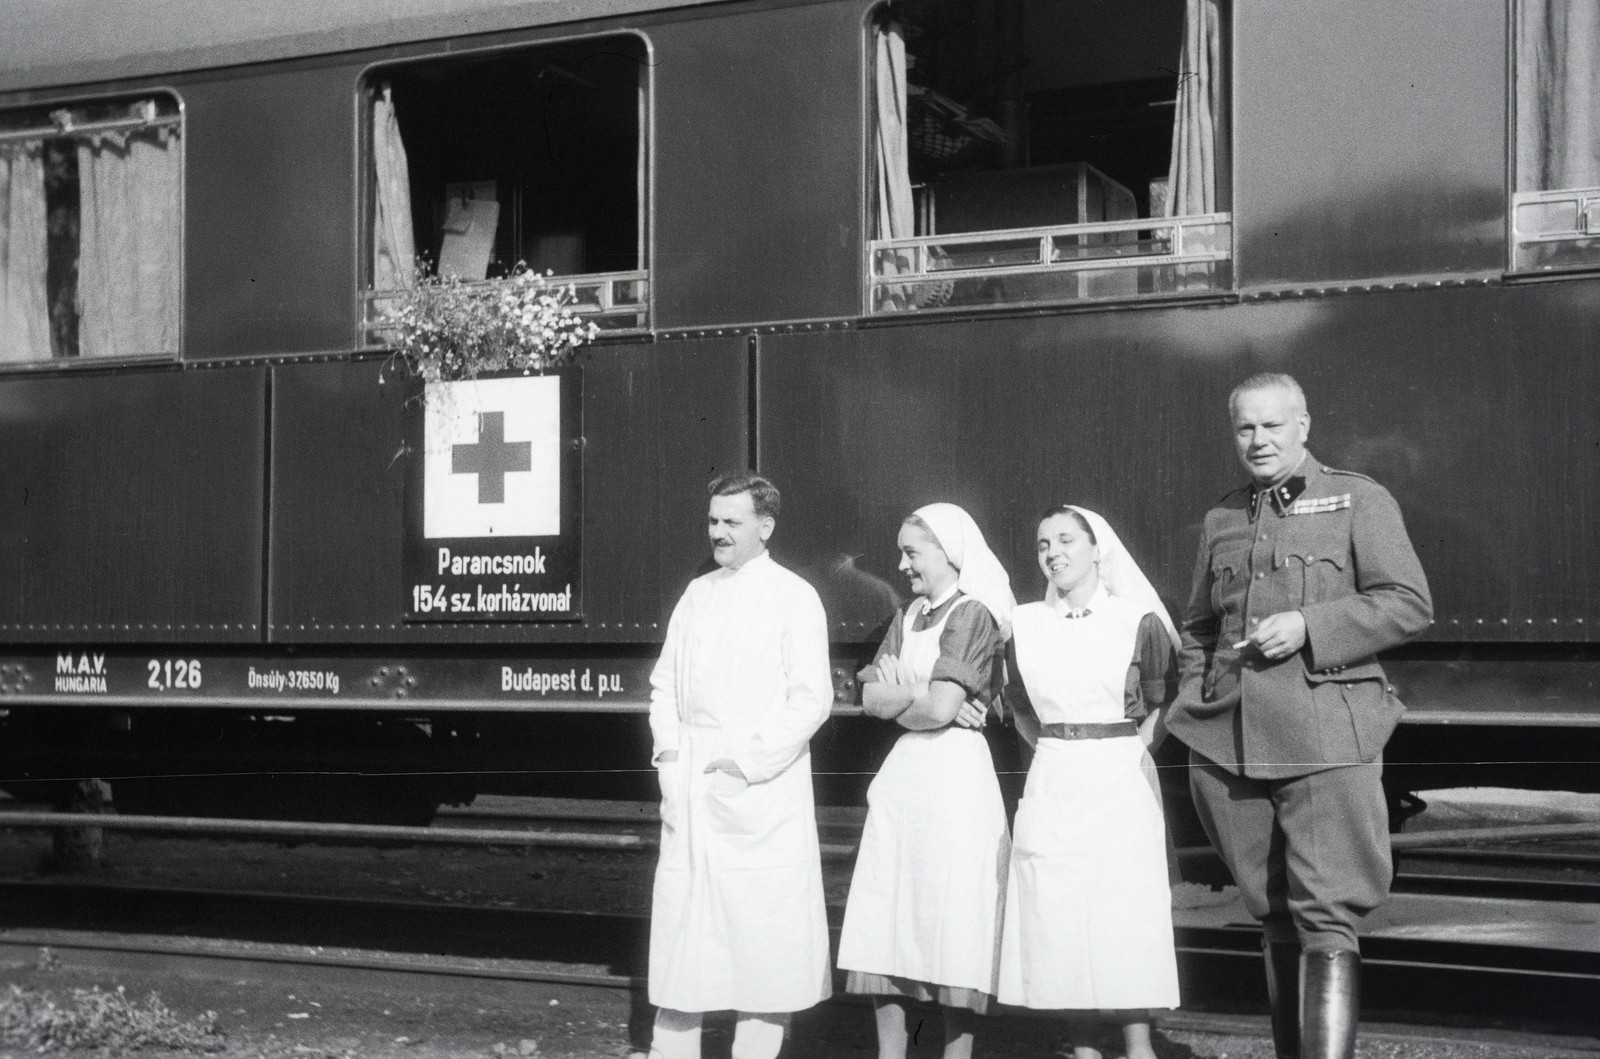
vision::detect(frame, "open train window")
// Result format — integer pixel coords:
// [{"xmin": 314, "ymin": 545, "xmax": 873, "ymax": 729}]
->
[
  {"xmin": 1510, "ymin": 0, "xmax": 1600, "ymax": 274},
  {"xmin": 0, "ymin": 92, "xmax": 182, "ymax": 365},
  {"xmin": 363, "ymin": 34, "xmax": 648, "ymax": 339},
  {"xmin": 868, "ymin": 0, "xmax": 1230, "ymax": 314}
]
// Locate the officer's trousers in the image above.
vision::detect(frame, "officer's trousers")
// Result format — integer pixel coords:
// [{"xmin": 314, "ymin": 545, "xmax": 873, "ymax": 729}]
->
[{"xmin": 1188, "ymin": 751, "xmax": 1390, "ymax": 952}]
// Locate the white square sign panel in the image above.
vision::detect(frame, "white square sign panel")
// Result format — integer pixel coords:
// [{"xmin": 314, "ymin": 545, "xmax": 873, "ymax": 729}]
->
[{"xmin": 423, "ymin": 376, "xmax": 561, "ymax": 539}]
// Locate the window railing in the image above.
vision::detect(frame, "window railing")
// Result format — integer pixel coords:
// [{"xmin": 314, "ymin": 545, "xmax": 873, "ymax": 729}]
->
[
  {"xmin": 362, "ymin": 269, "xmax": 650, "ymax": 347},
  {"xmin": 868, "ymin": 213, "xmax": 1231, "ymax": 314},
  {"xmin": 1511, "ymin": 187, "xmax": 1600, "ymax": 274}
]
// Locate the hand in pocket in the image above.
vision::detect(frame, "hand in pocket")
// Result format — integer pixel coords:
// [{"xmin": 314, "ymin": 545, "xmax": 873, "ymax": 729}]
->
[{"xmin": 657, "ymin": 760, "xmax": 683, "ymax": 832}]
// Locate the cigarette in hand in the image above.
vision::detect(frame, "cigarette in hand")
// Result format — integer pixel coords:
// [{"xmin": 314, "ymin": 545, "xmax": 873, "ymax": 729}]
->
[{"xmin": 1231, "ymin": 639, "xmax": 1252, "ymax": 650}]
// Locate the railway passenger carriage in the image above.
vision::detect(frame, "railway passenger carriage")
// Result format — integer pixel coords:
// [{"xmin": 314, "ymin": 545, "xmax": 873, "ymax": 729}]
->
[{"xmin": 0, "ymin": 0, "xmax": 1597, "ymax": 825}]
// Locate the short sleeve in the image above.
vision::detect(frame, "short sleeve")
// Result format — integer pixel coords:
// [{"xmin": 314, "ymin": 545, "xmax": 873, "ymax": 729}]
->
[
  {"xmin": 1124, "ymin": 611, "xmax": 1178, "ymax": 721},
  {"xmin": 859, "ymin": 605, "xmax": 908, "ymax": 684},
  {"xmin": 929, "ymin": 598, "xmax": 1005, "ymax": 702}
]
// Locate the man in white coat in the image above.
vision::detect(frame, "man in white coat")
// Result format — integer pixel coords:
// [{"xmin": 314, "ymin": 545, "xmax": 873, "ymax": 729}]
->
[{"xmin": 645, "ymin": 472, "xmax": 835, "ymax": 1059}]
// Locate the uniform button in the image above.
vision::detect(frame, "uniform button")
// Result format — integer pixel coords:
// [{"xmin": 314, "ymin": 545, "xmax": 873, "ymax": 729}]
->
[
  {"xmin": 1254, "ymin": 572, "xmax": 1265, "ymax": 580},
  {"xmin": 1259, "ymin": 534, "xmax": 1267, "ymax": 541}
]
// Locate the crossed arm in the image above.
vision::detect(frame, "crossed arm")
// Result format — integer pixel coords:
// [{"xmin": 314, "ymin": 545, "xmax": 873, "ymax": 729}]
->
[{"xmin": 862, "ymin": 657, "xmax": 984, "ymax": 730}]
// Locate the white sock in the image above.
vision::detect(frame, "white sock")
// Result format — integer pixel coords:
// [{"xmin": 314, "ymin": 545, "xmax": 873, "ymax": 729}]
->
[
  {"xmin": 648, "ymin": 1008, "xmax": 702, "ymax": 1059},
  {"xmin": 731, "ymin": 1012, "xmax": 788, "ymax": 1059}
]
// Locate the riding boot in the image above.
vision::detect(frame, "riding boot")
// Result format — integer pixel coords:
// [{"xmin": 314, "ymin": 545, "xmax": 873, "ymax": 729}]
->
[
  {"xmin": 1261, "ymin": 937, "xmax": 1301, "ymax": 1059},
  {"xmin": 1299, "ymin": 950, "xmax": 1360, "ymax": 1059}
]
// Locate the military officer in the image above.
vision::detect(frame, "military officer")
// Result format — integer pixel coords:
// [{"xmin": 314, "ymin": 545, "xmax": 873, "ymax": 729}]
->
[{"xmin": 1166, "ymin": 373, "xmax": 1432, "ymax": 1059}]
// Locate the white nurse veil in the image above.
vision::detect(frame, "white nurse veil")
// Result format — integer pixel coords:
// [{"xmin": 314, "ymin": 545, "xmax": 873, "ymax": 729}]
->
[
  {"xmin": 912, "ymin": 503, "xmax": 1017, "ymax": 634},
  {"xmin": 1054, "ymin": 506, "xmax": 1180, "ymax": 650}
]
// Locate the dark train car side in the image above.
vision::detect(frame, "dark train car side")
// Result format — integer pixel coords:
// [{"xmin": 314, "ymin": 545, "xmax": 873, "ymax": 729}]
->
[{"xmin": 0, "ymin": 0, "xmax": 1595, "ymax": 821}]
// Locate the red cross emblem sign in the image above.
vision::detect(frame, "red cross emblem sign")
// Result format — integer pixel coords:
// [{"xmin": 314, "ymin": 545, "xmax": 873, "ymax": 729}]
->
[
  {"xmin": 424, "ymin": 377, "xmax": 560, "ymax": 538},
  {"xmin": 405, "ymin": 370, "xmax": 582, "ymax": 622}
]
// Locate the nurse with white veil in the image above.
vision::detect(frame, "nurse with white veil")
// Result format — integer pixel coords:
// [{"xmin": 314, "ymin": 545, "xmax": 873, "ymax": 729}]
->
[
  {"xmin": 838, "ymin": 503, "xmax": 1015, "ymax": 1059},
  {"xmin": 999, "ymin": 505, "xmax": 1181, "ymax": 1059}
]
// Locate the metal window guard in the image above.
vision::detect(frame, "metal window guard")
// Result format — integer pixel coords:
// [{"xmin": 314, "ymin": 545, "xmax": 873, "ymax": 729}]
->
[
  {"xmin": 869, "ymin": 212, "xmax": 1232, "ymax": 312},
  {"xmin": 1511, "ymin": 187, "xmax": 1600, "ymax": 273},
  {"xmin": 362, "ymin": 270, "xmax": 650, "ymax": 346},
  {"xmin": 0, "ymin": 107, "xmax": 181, "ymax": 146},
  {"xmin": 870, "ymin": 212, "xmax": 1228, "ymax": 281}
]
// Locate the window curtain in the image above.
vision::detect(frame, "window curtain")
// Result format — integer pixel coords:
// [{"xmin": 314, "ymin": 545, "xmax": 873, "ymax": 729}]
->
[
  {"xmin": 875, "ymin": 22, "xmax": 915, "ymax": 242},
  {"xmin": 1165, "ymin": 0, "xmax": 1222, "ymax": 217},
  {"xmin": 874, "ymin": 21, "xmax": 918, "ymax": 310},
  {"xmin": 1516, "ymin": 0, "xmax": 1600, "ymax": 191},
  {"xmin": 76, "ymin": 125, "xmax": 180, "ymax": 358},
  {"xmin": 373, "ymin": 84, "xmax": 416, "ymax": 290},
  {"xmin": 0, "ymin": 143, "xmax": 51, "ymax": 362}
]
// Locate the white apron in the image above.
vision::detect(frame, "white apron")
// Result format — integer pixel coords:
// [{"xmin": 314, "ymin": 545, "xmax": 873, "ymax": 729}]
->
[
  {"xmin": 837, "ymin": 597, "xmax": 1009, "ymax": 995},
  {"xmin": 998, "ymin": 594, "xmax": 1180, "ymax": 1010}
]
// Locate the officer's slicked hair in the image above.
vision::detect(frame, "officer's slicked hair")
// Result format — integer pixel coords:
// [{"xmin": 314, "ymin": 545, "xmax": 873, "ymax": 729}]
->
[
  {"xmin": 1229, "ymin": 372, "xmax": 1308, "ymax": 418},
  {"xmin": 709, "ymin": 472, "xmax": 781, "ymax": 521}
]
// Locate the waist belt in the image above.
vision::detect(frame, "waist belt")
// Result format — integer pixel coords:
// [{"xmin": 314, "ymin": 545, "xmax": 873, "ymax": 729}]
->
[{"xmin": 1039, "ymin": 720, "xmax": 1138, "ymax": 741}]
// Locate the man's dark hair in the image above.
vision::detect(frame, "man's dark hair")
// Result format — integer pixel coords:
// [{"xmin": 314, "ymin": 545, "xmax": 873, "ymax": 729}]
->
[{"xmin": 709, "ymin": 472, "xmax": 781, "ymax": 520}]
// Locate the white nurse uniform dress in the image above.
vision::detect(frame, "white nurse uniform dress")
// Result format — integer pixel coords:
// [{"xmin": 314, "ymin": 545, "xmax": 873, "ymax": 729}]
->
[
  {"xmin": 999, "ymin": 585, "xmax": 1181, "ymax": 1011},
  {"xmin": 837, "ymin": 587, "xmax": 1010, "ymax": 1011}
]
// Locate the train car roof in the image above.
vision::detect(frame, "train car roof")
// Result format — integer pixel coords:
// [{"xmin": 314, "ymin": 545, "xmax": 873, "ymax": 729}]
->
[{"xmin": 0, "ymin": 0, "xmax": 731, "ymax": 94}]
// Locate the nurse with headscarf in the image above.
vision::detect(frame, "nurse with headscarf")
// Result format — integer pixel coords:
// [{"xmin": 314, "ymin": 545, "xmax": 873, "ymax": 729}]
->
[
  {"xmin": 998, "ymin": 505, "xmax": 1181, "ymax": 1059},
  {"xmin": 837, "ymin": 503, "xmax": 1015, "ymax": 1059}
]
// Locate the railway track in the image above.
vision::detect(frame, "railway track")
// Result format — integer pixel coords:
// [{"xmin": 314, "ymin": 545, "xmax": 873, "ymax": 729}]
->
[
  {"xmin": 3, "ymin": 795, "xmax": 1599, "ymax": 1048},
  {"xmin": 0, "ymin": 878, "xmax": 1596, "ymax": 1040}
]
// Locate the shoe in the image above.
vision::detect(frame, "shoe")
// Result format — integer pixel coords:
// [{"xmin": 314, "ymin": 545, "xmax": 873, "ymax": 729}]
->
[
  {"xmin": 1299, "ymin": 950, "xmax": 1360, "ymax": 1059},
  {"xmin": 1262, "ymin": 937, "xmax": 1301, "ymax": 1059}
]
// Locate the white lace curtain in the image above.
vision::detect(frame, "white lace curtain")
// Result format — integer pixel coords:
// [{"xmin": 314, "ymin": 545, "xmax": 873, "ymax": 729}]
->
[
  {"xmin": 0, "ymin": 143, "xmax": 51, "ymax": 362},
  {"xmin": 77, "ymin": 125, "xmax": 181, "ymax": 358},
  {"xmin": 372, "ymin": 84, "xmax": 416, "ymax": 290},
  {"xmin": 1517, "ymin": 0, "xmax": 1600, "ymax": 191},
  {"xmin": 1165, "ymin": 0, "xmax": 1222, "ymax": 217}
]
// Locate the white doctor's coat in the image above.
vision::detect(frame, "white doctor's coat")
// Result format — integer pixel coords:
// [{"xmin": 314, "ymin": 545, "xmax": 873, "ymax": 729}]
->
[{"xmin": 647, "ymin": 550, "xmax": 835, "ymax": 1014}]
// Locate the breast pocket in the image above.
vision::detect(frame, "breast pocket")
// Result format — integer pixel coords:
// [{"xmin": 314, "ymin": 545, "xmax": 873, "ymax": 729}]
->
[
  {"xmin": 1276, "ymin": 540, "xmax": 1349, "ymax": 605},
  {"xmin": 1209, "ymin": 547, "xmax": 1246, "ymax": 615}
]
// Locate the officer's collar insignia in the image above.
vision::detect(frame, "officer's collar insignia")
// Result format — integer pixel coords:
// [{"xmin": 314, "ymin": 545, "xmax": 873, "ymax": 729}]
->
[
  {"xmin": 1285, "ymin": 492, "xmax": 1352, "ymax": 516},
  {"xmin": 1251, "ymin": 475, "xmax": 1307, "ymax": 518}
]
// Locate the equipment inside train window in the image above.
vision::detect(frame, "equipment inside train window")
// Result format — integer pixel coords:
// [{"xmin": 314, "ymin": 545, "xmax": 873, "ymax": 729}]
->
[
  {"xmin": 364, "ymin": 34, "xmax": 649, "ymax": 337},
  {"xmin": 868, "ymin": 0, "xmax": 1230, "ymax": 314},
  {"xmin": 1510, "ymin": 0, "xmax": 1600, "ymax": 274},
  {"xmin": 0, "ymin": 92, "xmax": 182, "ymax": 365}
]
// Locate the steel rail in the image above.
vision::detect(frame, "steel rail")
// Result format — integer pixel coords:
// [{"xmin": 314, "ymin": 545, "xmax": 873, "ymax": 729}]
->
[
  {"xmin": 8, "ymin": 806, "xmax": 1598, "ymax": 861},
  {"xmin": 1391, "ymin": 823, "xmax": 1600, "ymax": 850},
  {"xmin": 1399, "ymin": 847, "xmax": 1600, "ymax": 868},
  {"xmin": 0, "ymin": 810, "xmax": 860, "ymax": 861},
  {"xmin": 1173, "ymin": 821, "xmax": 1600, "ymax": 860}
]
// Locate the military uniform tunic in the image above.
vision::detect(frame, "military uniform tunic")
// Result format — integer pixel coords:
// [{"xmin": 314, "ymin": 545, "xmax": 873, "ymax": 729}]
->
[
  {"xmin": 1166, "ymin": 454, "xmax": 1432, "ymax": 779},
  {"xmin": 1166, "ymin": 454, "xmax": 1432, "ymax": 949}
]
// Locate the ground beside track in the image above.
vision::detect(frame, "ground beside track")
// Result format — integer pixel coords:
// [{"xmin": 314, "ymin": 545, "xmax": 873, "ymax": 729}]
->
[{"xmin": 1, "ymin": 940, "xmax": 1596, "ymax": 1059}]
